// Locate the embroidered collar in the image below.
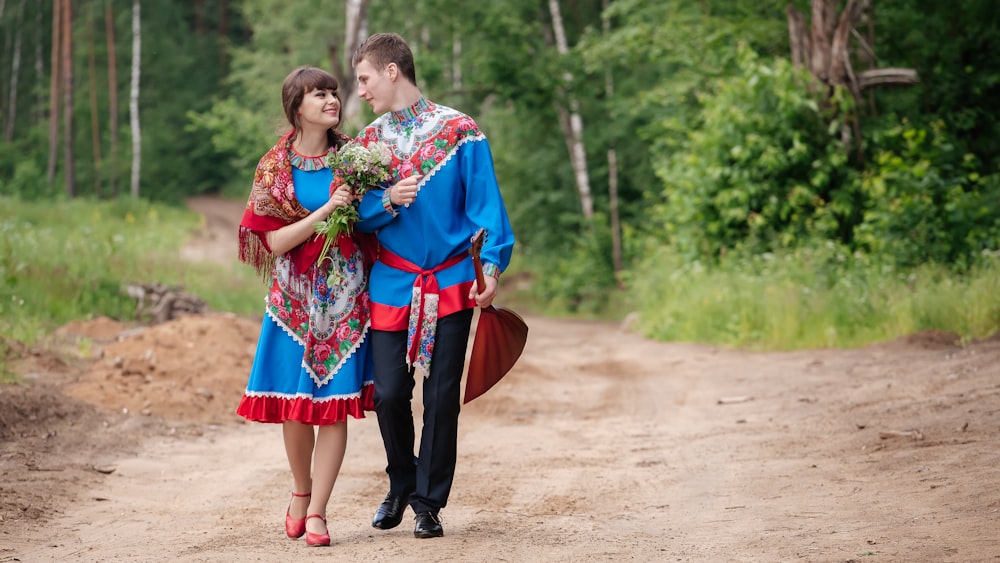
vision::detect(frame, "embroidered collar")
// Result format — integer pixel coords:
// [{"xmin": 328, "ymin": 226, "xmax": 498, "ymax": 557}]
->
[
  {"xmin": 289, "ymin": 145, "xmax": 332, "ymax": 171},
  {"xmin": 389, "ymin": 97, "xmax": 434, "ymax": 125}
]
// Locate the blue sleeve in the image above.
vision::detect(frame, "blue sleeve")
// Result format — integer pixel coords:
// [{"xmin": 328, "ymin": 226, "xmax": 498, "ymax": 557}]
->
[
  {"xmin": 461, "ymin": 138, "xmax": 514, "ymax": 273},
  {"xmin": 357, "ymin": 187, "xmax": 397, "ymax": 233}
]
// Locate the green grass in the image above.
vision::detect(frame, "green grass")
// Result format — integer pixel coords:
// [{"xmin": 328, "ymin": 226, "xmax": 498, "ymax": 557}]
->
[
  {"xmin": 628, "ymin": 244, "xmax": 1000, "ymax": 350},
  {"xmin": 4, "ymin": 193, "xmax": 998, "ymax": 379},
  {"xmin": 0, "ymin": 195, "xmax": 264, "ymax": 349}
]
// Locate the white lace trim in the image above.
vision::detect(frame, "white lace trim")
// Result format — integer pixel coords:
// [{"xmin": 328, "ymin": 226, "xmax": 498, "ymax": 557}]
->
[
  {"xmin": 242, "ymin": 380, "xmax": 373, "ymax": 403},
  {"xmin": 406, "ymin": 133, "xmax": 484, "ymax": 208},
  {"xmin": 264, "ymin": 306, "xmax": 371, "ymax": 388}
]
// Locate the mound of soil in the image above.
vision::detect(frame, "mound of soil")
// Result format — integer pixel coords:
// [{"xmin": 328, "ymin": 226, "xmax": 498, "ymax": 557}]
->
[{"xmin": 0, "ymin": 311, "xmax": 261, "ymax": 528}]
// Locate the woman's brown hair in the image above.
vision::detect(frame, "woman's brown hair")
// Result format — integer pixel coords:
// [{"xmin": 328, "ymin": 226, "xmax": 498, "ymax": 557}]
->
[{"xmin": 281, "ymin": 66, "xmax": 346, "ymax": 149}]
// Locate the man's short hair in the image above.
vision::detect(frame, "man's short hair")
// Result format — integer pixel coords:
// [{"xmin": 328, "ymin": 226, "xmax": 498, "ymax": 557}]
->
[{"xmin": 353, "ymin": 33, "xmax": 417, "ymax": 85}]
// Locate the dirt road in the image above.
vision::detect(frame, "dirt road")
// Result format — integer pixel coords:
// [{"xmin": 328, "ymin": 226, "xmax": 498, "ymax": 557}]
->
[{"xmin": 1, "ymin": 197, "xmax": 998, "ymax": 562}]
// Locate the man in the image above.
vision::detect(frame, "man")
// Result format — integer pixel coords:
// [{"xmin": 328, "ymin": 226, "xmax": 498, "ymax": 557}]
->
[{"xmin": 353, "ymin": 33, "xmax": 515, "ymax": 539}]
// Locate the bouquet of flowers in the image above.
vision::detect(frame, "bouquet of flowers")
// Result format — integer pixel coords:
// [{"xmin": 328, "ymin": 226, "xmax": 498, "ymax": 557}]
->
[{"xmin": 314, "ymin": 140, "xmax": 392, "ymax": 263}]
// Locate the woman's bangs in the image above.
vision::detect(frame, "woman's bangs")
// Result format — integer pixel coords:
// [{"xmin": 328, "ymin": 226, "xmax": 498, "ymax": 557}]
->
[{"xmin": 298, "ymin": 68, "xmax": 338, "ymax": 94}]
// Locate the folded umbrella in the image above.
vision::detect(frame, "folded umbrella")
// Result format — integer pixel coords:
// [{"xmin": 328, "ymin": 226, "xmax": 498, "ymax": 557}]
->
[{"xmin": 465, "ymin": 229, "xmax": 529, "ymax": 404}]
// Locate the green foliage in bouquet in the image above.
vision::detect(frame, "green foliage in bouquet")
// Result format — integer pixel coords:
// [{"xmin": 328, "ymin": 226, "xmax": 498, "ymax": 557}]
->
[{"xmin": 314, "ymin": 141, "xmax": 392, "ymax": 263}]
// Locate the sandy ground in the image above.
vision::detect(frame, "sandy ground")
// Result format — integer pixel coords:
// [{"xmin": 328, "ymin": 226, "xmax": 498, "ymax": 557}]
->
[{"xmin": 1, "ymin": 197, "xmax": 999, "ymax": 562}]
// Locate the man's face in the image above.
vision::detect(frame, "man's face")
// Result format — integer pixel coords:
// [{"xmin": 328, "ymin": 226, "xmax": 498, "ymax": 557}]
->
[{"xmin": 356, "ymin": 58, "xmax": 393, "ymax": 115}]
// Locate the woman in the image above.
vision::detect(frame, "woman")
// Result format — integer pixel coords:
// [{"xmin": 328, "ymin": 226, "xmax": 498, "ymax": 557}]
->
[{"xmin": 235, "ymin": 66, "xmax": 374, "ymax": 548}]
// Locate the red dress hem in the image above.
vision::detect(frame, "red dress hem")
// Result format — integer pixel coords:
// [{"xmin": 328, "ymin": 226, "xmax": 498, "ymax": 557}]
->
[{"xmin": 235, "ymin": 382, "xmax": 375, "ymax": 425}]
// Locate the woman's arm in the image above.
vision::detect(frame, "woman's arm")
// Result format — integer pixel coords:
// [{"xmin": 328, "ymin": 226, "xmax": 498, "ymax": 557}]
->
[{"xmin": 265, "ymin": 184, "xmax": 352, "ymax": 256}]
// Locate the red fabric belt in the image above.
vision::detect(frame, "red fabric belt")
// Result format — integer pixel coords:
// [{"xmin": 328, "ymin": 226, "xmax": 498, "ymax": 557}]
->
[{"xmin": 377, "ymin": 248, "xmax": 468, "ymax": 367}]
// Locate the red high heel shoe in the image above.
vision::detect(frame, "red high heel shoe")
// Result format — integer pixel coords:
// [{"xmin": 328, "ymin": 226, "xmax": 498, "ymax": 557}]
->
[
  {"xmin": 304, "ymin": 514, "xmax": 330, "ymax": 547},
  {"xmin": 285, "ymin": 491, "xmax": 311, "ymax": 539}
]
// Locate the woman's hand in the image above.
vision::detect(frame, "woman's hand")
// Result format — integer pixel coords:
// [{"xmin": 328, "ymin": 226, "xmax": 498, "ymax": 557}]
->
[
  {"xmin": 318, "ymin": 184, "xmax": 353, "ymax": 218},
  {"xmin": 329, "ymin": 184, "xmax": 353, "ymax": 209},
  {"xmin": 265, "ymin": 185, "xmax": 355, "ymax": 256},
  {"xmin": 389, "ymin": 174, "xmax": 422, "ymax": 206}
]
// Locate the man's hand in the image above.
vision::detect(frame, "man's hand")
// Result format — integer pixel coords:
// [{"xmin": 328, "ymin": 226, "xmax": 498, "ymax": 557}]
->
[
  {"xmin": 389, "ymin": 174, "xmax": 422, "ymax": 206},
  {"xmin": 469, "ymin": 275, "xmax": 498, "ymax": 308}
]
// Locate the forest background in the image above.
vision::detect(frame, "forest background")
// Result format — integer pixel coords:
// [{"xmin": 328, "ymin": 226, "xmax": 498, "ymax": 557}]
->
[{"xmin": 1, "ymin": 0, "xmax": 998, "ymax": 359}]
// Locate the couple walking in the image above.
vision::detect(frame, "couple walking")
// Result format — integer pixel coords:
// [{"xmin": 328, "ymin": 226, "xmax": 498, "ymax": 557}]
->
[{"xmin": 234, "ymin": 32, "xmax": 514, "ymax": 546}]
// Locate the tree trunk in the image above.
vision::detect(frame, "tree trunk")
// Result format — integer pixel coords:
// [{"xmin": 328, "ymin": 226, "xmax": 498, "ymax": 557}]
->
[
  {"xmin": 857, "ymin": 68, "xmax": 918, "ymax": 89},
  {"xmin": 61, "ymin": 0, "xmax": 75, "ymax": 197},
  {"xmin": 87, "ymin": 6, "xmax": 102, "ymax": 196},
  {"xmin": 33, "ymin": 0, "xmax": 43, "ymax": 125},
  {"xmin": 451, "ymin": 33, "xmax": 462, "ymax": 92},
  {"xmin": 786, "ymin": 0, "xmax": 917, "ymax": 158},
  {"xmin": 218, "ymin": 0, "xmax": 227, "ymax": 69},
  {"xmin": 807, "ymin": 0, "xmax": 838, "ymax": 83},
  {"xmin": 4, "ymin": 0, "xmax": 25, "ymax": 142},
  {"xmin": 548, "ymin": 0, "xmax": 593, "ymax": 220},
  {"xmin": 106, "ymin": 0, "xmax": 119, "ymax": 196},
  {"xmin": 864, "ymin": 6, "xmax": 876, "ymax": 115},
  {"xmin": 786, "ymin": 5, "xmax": 810, "ymax": 71},
  {"xmin": 0, "ymin": 0, "xmax": 8, "ymax": 133},
  {"xmin": 129, "ymin": 0, "xmax": 141, "ymax": 199},
  {"xmin": 333, "ymin": 0, "xmax": 369, "ymax": 123},
  {"xmin": 602, "ymin": 0, "xmax": 622, "ymax": 274},
  {"xmin": 193, "ymin": 0, "xmax": 204, "ymax": 36},
  {"xmin": 46, "ymin": 0, "xmax": 63, "ymax": 183}
]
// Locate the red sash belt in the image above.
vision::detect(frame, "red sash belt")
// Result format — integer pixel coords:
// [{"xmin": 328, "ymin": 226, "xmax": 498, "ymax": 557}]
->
[{"xmin": 378, "ymin": 248, "xmax": 468, "ymax": 373}]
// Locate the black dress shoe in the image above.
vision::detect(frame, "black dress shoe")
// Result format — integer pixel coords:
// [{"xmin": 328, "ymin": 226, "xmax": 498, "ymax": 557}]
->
[
  {"xmin": 372, "ymin": 493, "xmax": 409, "ymax": 530},
  {"xmin": 413, "ymin": 511, "xmax": 443, "ymax": 538}
]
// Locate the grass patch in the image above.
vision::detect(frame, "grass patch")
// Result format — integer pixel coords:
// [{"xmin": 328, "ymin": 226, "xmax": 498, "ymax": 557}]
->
[
  {"xmin": 628, "ymin": 244, "xmax": 1000, "ymax": 350},
  {"xmin": 0, "ymin": 195, "xmax": 263, "ymax": 346}
]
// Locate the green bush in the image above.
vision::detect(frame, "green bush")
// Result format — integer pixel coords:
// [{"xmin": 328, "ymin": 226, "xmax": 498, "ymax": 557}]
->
[
  {"xmin": 855, "ymin": 120, "xmax": 1000, "ymax": 267},
  {"xmin": 646, "ymin": 46, "xmax": 856, "ymax": 260},
  {"xmin": 526, "ymin": 214, "xmax": 621, "ymax": 316}
]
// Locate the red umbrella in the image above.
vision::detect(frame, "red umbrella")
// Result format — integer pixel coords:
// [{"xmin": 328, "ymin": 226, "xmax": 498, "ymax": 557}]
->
[{"xmin": 465, "ymin": 229, "xmax": 529, "ymax": 404}]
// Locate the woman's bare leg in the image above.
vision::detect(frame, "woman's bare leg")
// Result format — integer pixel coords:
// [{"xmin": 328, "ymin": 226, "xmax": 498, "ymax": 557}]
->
[
  {"xmin": 305, "ymin": 421, "xmax": 348, "ymax": 534},
  {"xmin": 283, "ymin": 420, "xmax": 315, "ymax": 518}
]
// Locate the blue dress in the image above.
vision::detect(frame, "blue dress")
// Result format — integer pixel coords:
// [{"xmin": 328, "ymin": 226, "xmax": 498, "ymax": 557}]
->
[{"xmin": 236, "ymin": 157, "xmax": 374, "ymax": 425}]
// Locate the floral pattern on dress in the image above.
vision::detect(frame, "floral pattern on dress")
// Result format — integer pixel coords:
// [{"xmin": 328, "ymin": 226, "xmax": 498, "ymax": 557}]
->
[{"xmin": 267, "ymin": 244, "xmax": 370, "ymax": 387}]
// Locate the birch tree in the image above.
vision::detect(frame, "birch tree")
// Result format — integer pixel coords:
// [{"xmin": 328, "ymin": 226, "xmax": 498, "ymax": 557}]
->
[
  {"xmin": 548, "ymin": 0, "xmax": 593, "ymax": 220},
  {"xmin": 129, "ymin": 0, "xmax": 141, "ymax": 198},
  {"xmin": 331, "ymin": 0, "xmax": 369, "ymax": 123}
]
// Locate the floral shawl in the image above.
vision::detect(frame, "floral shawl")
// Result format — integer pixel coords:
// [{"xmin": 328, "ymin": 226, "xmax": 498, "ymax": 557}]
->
[
  {"xmin": 239, "ymin": 130, "xmax": 355, "ymax": 276},
  {"xmin": 238, "ymin": 131, "xmax": 372, "ymax": 386}
]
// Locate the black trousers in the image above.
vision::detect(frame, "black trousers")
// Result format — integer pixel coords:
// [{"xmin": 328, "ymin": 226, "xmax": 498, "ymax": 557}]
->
[{"xmin": 370, "ymin": 308, "xmax": 473, "ymax": 514}]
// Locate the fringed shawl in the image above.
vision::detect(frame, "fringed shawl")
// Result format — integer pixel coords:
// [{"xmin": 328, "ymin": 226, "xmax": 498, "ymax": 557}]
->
[
  {"xmin": 238, "ymin": 130, "xmax": 355, "ymax": 276},
  {"xmin": 237, "ymin": 130, "xmax": 376, "ymax": 386}
]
